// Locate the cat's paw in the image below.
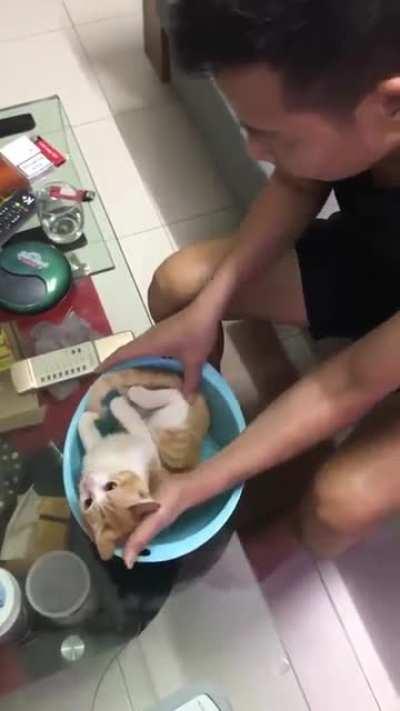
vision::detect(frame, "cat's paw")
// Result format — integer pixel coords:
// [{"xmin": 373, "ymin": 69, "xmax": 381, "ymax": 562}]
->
[
  {"xmin": 127, "ymin": 385, "xmax": 155, "ymax": 409},
  {"xmin": 78, "ymin": 411, "xmax": 101, "ymax": 449},
  {"xmin": 80, "ymin": 411, "xmax": 100, "ymax": 428},
  {"xmin": 109, "ymin": 395, "xmax": 129, "ymax": 418}
]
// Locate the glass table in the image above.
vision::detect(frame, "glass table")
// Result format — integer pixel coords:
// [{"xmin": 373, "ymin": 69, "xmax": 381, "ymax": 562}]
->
[
  {"xmin": 0, "ymin": 95, "xmax": 164, "ymax": 693},
  {"xmin": 0, "ymin": 98, "xmax": 307, "ymax": 711},
  {"xmin": 0, "ymin": 95, "xmax": 119, "ymax": 277}
]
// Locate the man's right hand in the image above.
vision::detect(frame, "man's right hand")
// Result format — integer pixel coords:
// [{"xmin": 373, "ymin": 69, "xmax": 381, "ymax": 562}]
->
[{"xmin": 103, "ymin": 300, "xmax": 220, "ymax": 398}]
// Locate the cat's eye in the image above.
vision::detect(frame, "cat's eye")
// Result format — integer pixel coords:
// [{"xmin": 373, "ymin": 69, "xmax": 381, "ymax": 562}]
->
[
  {"xmin": 104, "ymin": 481, "xmax": 117, "ymax": 492},
  {"xmin": 84, "ymin": 497, "xmax": 93, "ymax": 510}
]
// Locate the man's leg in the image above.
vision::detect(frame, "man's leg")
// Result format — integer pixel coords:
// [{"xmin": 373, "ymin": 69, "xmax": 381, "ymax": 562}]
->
[
  {"xmin": 301, "ymin": 393, "xmax": 400, "ymax": 557},
  {"xmin": 148, "ymin": 236, "xmax": 307, "ymax": 325}
]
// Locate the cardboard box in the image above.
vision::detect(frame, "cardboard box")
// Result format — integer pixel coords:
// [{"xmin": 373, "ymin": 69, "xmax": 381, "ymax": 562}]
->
[{"xmin": 0, "ymin": 322, "xmax": 44, "ymax": 433}]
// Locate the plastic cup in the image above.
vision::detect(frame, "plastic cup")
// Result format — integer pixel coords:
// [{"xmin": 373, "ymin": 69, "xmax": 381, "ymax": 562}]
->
[{"xmin": 25, "ymin": 551, "xmax": 96, "ymax": 627}]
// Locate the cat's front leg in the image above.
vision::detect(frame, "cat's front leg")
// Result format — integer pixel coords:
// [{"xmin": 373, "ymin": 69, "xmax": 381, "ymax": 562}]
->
[
  {"xmin": 79, "ymin": 412, "xmax": 102, "ymax": 451},
  {"xmin": 110, "ymin": 396, "xmax": 152, "ymax": 439}
]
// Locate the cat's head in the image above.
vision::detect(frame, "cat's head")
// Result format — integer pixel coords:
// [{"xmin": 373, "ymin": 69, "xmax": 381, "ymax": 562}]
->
[{"xmin": 79, "ymin": 470, "xmax": 160, "ymax": 561}]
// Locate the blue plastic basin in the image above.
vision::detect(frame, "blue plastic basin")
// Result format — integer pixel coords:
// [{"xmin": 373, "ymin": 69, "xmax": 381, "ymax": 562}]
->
[{"xmin": 63, "ymin": 357, "xmax": 245, "ymax": 563}]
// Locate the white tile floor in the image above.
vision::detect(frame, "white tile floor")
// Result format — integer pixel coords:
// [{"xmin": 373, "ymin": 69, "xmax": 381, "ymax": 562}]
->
[{"xmin": 0, "ymin": 0, "xmax": 238, "ymax": 327}]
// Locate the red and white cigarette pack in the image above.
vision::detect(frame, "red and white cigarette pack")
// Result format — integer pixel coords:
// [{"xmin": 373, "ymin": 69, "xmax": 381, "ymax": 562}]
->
[{"xmin": 0, "ymin": 135, "xmax": 66, "ymax": 182}]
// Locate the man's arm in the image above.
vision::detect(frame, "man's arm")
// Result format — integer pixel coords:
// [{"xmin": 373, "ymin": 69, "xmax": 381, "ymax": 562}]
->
[
  {"xmin": 182, "ymin": 313, "xmax": 400, "ymax": 507},
  {"xmin": 194, "ymin": 170, "xmax": 330, "ymax": 318},
  {"xmin": 105, "ymin": 170, "xmax": 330, "ymax": 396},
  {"xmin": 123, "ymin": 310, "xmax": 400, "ymax": 568}
]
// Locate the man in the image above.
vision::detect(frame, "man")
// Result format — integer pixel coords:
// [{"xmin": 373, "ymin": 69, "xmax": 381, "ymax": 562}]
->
[{"xmin": 109, "ymin": 0, "xmax": 400, "ymax": 568}]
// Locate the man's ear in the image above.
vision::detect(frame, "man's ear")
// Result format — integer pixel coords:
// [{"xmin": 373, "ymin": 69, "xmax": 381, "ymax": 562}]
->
[{"xmin": 377, "ymin": 77, "xmax": 400, "ymax": 119}]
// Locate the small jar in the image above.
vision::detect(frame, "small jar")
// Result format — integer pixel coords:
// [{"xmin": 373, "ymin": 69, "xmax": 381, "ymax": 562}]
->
[{"xmin": 0, "ymin": 569, "xmax": 29, "ymax": 644}]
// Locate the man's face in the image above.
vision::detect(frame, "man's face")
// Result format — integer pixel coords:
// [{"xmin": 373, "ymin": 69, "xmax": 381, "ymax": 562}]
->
[{"xmin": 217, "ymin": 65, "xmax": 392, "ymax": 181}]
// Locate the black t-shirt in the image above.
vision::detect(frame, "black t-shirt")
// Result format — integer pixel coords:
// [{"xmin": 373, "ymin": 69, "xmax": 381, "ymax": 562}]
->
[{"xmin": 333, "ymin": 172, "xmax": 400, "ymax": 268}]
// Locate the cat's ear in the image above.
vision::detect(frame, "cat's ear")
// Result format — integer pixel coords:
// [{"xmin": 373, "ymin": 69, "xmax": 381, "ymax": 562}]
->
[{"xmin": 131, "ymin": 500, "xmax": 161, "ymax": 519}]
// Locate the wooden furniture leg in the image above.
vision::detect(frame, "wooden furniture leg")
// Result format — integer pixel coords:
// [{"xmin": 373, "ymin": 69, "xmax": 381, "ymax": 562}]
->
[{"xmin": 143, "ymin": 0, "xmax": 171, "ymax": 83}]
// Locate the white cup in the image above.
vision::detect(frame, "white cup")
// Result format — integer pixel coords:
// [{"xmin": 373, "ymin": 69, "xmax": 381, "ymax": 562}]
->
[
  {"xmin": 25, "ymin": 551, "xmax": 96, "ymax": 627},
  {"xmin": 0, "ymin": 568, "xmax": 29, "ymax": 643}
]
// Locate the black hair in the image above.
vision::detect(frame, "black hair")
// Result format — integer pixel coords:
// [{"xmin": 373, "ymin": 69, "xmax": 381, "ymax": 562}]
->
[{"xmin": 171, "ymin": 0, "xmax": 400, "ymax": 110}]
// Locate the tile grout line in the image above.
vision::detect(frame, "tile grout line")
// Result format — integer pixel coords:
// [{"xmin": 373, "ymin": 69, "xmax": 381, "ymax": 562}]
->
[
  {"xmin": 316, "ymin": 563, "xmax": 383, "ymax": 710},
  {"xmin": 113, "ymin": 96, "xmax": 180, "ymax": 121},
  {"xmin": 64, "ymin": 10, "xmax": 168, "ymax": 240},
  {"xmin": 114, "ymin": 204, "xmax": 240, "ymax": 244},
  {"xmin": 117, "ymin": 647, "xmax": 159, "ymax": 710},
  {"xmin": 62, "ymin": 1, "xmax": 117, "ymax": 120},
  {"xmin": 61, "ymin": 0, "xmax": 141, "ymax": 28},
  {"xmin": 68, "ymin": 10, "xmax": 142, "ymax": 30},
  {"xmin": 61, "ymin": 6, "xmax": 238, "ymax": 255},
  {"xmin": 116, "ymin": 657, "xmax": 136, "ymax": 711},
  {"xmin": 165, "ymin": 204, "xmax": 240, "ymax": 227},
  {"xmin": 65, "ymin": 20, "xmax": 236, "ymax": 233},
  {"xmin": 0, "ymin": 25, "xmax": 71, "ymax": 45}
]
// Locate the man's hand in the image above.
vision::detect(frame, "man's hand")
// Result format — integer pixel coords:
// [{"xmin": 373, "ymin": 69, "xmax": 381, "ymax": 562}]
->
[
  {"xmin": 123, "ymin": 473, "xmax": 191, "ymax": 569},
  {"xmin": 103, "ymin": 301, "xmax": 220, "ymax": 398}
]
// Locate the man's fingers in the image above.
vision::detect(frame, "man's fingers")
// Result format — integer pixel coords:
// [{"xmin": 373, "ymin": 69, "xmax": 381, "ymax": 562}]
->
[
  {"xmin": 182, "ymin": 360, "xmax": 203, "ymax": 400},
  {"xmin": 101, "ymin": 326, "xmax": 166, "ymax": 371},
  {"xmin": 123, "ymin": 512, "xmax": 165, "ymax": 569}
]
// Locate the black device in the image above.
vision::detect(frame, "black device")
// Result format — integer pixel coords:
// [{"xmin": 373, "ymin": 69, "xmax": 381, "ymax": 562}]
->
[
  {"xmin": 0, "ymin": 113, "xmax": 36, "ymax": 139},
  {"xmin": 0, "ymin": 189, "xmax": 37, "ymax": 249}
]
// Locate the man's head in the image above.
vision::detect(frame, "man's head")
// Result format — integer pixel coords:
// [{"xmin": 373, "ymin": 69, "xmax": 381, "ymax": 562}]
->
[{"xmin": 172, "ymin": 1, "xmax": 400, "ymax": 180}]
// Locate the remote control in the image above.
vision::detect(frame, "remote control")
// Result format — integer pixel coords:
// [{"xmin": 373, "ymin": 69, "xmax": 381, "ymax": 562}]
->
[
  {"xmin": 0, "ymin": 189, "xmax": 37, "ymax": 248},
  {"xmin": 0, "ymin": 114, "xmax": 36, "ymax": 139},
  {"xmin": 11, "ymin": 331, "xmax": 134, "ymax": 393}
]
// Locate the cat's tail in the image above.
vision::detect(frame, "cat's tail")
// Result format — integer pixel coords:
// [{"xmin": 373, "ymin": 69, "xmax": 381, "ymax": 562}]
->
[{"xmin": 86, "ymin": 368, "xmax": 183, "ymax": 414}]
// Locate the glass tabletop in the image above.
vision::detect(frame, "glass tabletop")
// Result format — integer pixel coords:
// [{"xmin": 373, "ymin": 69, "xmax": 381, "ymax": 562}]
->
[
  {"xmin": 0, "ymin": 96, "xmax": 169, "ymax": 698},
  {"xmin": 0, "ymin": 99, "xmax": 307, "ymax": 711},
  {"xmin": 0, "ymin": 96, "xmax": 119, "ymax": 278}
]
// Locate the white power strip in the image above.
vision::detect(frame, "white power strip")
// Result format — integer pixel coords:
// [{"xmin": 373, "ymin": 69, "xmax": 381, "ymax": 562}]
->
[{"xmin": 10, "ymin": 331, "xmax": 134, "ymax": 393}]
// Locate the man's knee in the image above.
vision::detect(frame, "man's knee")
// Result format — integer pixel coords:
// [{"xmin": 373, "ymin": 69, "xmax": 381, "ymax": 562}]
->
[
  {"xmin": 310, "ymin": 463, "xmax": 383, "ymax": 538},
  {"xmin": 148, "ymin": 249, "xmax": 202, "ymax": 321},
  {"xmin": 148, "ymin": 238, "xmax": 232, "ymax": 321}
]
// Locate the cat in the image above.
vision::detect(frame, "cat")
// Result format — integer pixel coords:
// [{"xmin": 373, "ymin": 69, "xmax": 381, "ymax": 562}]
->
[
  {"xmin": 79, "ymin": 369, "xmax": 210, "ymax": 560},
  {"xmin": 86, "ymin": 368, "xmax": 210, "ymax": 470}
]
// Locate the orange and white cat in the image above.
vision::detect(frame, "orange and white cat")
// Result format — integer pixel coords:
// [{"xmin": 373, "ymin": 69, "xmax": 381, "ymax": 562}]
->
[{"xmin": 79, "ymin": 369, "xmax": 210, "ymax": 560}]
